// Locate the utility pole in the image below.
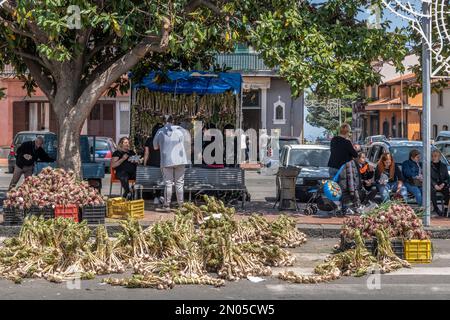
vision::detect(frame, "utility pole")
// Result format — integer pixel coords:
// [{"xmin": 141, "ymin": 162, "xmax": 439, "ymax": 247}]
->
[{"xmin": 422, "ymin": 1, "xmax": 431, "ymax": 227}]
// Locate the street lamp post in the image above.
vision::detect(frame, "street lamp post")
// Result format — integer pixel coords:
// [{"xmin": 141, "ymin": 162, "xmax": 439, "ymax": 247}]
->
[{"xmin": 422, "ymin": 1, "xmax": 431, "ymax": 226}]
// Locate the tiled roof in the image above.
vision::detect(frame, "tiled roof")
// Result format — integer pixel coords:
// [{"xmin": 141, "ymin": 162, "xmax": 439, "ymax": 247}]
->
[
  {"xmin": 366, "ymin": 96, "xmax": 421, "ymax": 110},
  {"xmin": 383, "ymin": 73, "xmax": 416, "ymax": 85},
  {"xmin": 214, "ymin": 53, "xmax": 275, "ymax": 72},
  {"xmin": 368, "ymin": 97, "xmax": 402, "ymax": 106}
]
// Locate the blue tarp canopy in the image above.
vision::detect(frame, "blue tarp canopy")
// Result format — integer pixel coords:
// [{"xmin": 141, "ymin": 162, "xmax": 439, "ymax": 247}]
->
[{"xmin": 132, "ymin": 71, "xmax": 241, "ymax": 95}]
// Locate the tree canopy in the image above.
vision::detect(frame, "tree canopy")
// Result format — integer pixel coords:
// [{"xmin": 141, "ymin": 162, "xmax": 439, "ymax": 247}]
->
[{"xmin": 0, "ymin": 0, "xmax": 409, "ymax": 172}]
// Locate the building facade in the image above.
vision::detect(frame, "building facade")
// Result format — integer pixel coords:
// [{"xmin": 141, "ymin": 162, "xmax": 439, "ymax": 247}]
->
[
  {"xmin": 215, "ymin": 48, "xmax": 304, "ymax": 139},
  {"xmin": 364, "ymin": 73, "xmax": 422, "ymax": 141},
  {"xmin": 0, "ymin": 66, "xmax": 130, "ymax": 147},
  {"xmin": 355, "ymin": 55, "xmax": 424, "ymax": 141},
  {"xmin": 431, "ymin": 87, "xmax": 450, "ymax": 139}
]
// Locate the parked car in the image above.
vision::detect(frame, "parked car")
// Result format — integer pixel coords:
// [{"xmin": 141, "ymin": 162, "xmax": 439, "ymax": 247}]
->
[
  {"xmin": 434, "ymin": 141, "xmax": 450, "ymax": 162},
  {"xmin": 277, "ymin": 144, "xmax": 331, "ymax": 202},
  {"xmin": 364, "ymin": 135, "xmax": 386, "ymax": 146},
  {"xmin": 33, "ymin": 135, "xmax": 105, "ymax": 191},
  {"xmin": 7, "ymin": 131, "xmax": 58, "ymax": 173},
  {"xmin": 436, "ymin": 131, "xmax": 450, "ymax": 142},
  {"xmin": 388, "ymin": 137, "xmax": 409, "ymax": 141},
  {"xmin": 366, "ymin": 140, "xmax": 450, "ymax": 175},
  {"xmin": 88, "ymin": 136, "xmax": 117, "ymax": 173},
  {"xmin": 261, "ymin": 136, "xmax": 301, "ymax": 175},
  {"xmin": 266, "ymin": 136, "xmax": 302, "ymax": 157},
  {"xmin": 315, "ymin": 137, "xmax": 331, "ymax": 146}
]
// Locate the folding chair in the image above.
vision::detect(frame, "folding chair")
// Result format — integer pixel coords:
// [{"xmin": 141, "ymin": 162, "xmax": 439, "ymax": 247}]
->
[{"xmin": 109, "ymin": 165, "xmax": 136, "ymax": 197}]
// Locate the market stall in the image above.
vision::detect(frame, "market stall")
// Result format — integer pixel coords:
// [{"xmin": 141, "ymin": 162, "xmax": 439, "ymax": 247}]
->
[{"xmin": 130, "ymin": 71, "xmax": 242, "ymax": 154}]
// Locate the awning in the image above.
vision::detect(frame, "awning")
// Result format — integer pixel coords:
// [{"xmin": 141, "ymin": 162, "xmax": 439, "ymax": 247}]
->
[{"xmin": 132, "ymin": 71, "xmax": 242, "ymax": 95}]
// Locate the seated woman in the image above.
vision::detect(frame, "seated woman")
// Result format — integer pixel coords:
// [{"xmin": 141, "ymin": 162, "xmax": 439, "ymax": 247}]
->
[
  {"xmin": 375, "ymin": 153, "xmax": 408, "ymax": 203},
  {"xmin": 355, "ymin": 152, "xmax": 377, "ymax": 204},
  {"xmin": 402, "ymin": 149, "xmax": 423, "ymax": 206},
  {"xmin": 431, "ymin": 149, "xmax": 450, "ymax": 216},
  {"xmin": 111, "ymin": 137, "xmax": 138, "ymax": 199}
]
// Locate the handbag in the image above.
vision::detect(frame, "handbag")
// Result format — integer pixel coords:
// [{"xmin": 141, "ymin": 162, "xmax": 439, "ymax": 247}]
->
[{"xmin": 409, "ymin": 177, "xmax": 422, "ymax": 187}]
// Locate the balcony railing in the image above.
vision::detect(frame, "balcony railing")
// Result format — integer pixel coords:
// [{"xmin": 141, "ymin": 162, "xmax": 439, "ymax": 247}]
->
[
  {"xmin": 0, "ymin": 65, "xmax": 17, "ymax": 77},
  {"xmin": 214, "ymin": 53, "xmax": 275, "ymax": 72}
]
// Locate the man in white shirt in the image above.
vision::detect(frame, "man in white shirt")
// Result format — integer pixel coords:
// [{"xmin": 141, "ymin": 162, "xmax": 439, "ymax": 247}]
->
[{"xmin": 153, "ymin": 115, "xmax": 189, "ymax": 211}]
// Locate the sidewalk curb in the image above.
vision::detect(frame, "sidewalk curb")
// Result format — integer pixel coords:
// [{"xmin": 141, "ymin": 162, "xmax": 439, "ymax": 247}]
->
[
  {"xmin": 297, "ymin": 224, "xmax": 450, "ymax": 239},
  {"xmin": 1, "ymin": 222, "xmax": 450, "ymax": 239}
]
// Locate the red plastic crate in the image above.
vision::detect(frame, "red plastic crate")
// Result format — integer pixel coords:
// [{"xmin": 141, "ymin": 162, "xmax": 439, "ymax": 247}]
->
[{"xmin": 54, "ymin": 204, "xmax": 79, "ymax": 222}]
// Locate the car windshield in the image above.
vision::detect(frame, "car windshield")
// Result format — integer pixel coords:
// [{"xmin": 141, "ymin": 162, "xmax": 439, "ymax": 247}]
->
[
  {"xmin": 389, "ymin": 146, "xmax": 447, "ymax": 165},
  {"xmin": 93, "ymin": 140, "xmax": 110, "ymax": 151},
  {"xmin": 437, "ymin": 136, "xmax": 450, "ymax": 142},
  {"xmin": 288, "ymin": 149, "xmax": 330, "ymax": 167},
  {"xmin": 15, "ymin": 134, "xmax": 57, "ymax": 154},
  {"xmin": 436, "ymin": 143, "xmax": 450, "ymax": 155},
  {"xmin": 390, "ymin": 146, "xmax": 422, "ymax": 164},
  {"xmin": 15, "ymin": 134, "xmax": 38, "ymax": 145},
  {"xmin": 373, "ymin": 136, "xmax": 386, "ymax": 142},
  {"xmin": 279, "ymin": 139, "xmax": 299, "ymax": 150}
]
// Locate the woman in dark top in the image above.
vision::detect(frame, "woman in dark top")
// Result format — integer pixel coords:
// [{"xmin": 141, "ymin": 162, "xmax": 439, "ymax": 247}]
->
[
  {"xmin": 111, "ymin": 137, "xmax": 138, "ymax": 199},
  {"xmin": 375, "ymin": 153, "xmax": 408, "ymax": 203},
  {"xmin": 356, "ymin": 152, "xmax": 375, "ymax": 190},
  {"xmin": 355, "ymin": 152, "xmax": 377, "ymax": 204},
  {"xmin": 431, "ymin": 150, "xmax": 450, "ymax": 216},
  {"xmin": 328, "ymin": 123, "xmax": 359, "ymax": 170},
  {"xmin": 144, "ymin": 123, "xmax": 163, "ymax": 167}
]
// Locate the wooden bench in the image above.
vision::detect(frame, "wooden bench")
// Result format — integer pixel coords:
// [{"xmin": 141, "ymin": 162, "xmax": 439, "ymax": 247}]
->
[{"xmin": 134, "ymin": 165, "xmax": 247, "ymax": 208}]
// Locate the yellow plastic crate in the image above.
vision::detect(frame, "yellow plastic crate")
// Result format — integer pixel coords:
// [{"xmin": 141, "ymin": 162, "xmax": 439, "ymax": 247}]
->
[
  {"xmin": 404, "ymin": 240, "xmax": 432, "ymax": 264},
  {"xmin": 107, "ymin": 198, "xmax": 125, "ymax": 218},
  {"xmin": 107, "ymin": 198, "xmax": 144, "ymax": 220}
]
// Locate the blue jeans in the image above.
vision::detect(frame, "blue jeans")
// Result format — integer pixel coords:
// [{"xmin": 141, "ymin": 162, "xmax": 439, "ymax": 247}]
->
[
  {"xmin": 404, "ymin": 182, "xmax": 423, "ymax": 206},
  {"xmin": 377, "ymin": 182, "xmax": 408, "ymax": 203}
]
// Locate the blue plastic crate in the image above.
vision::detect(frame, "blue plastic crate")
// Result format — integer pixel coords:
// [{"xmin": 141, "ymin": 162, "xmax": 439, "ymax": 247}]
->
[
  {"xmin": 0, "ymin": 190, "xmax": 6, "ymax": 208},
  {"xmin": 82, "ymin": 162, "xmax": 105, "ymax": 179},
  {"xmin": 33, "ymin": 162, "xmax": 57, "ymax": 174}
]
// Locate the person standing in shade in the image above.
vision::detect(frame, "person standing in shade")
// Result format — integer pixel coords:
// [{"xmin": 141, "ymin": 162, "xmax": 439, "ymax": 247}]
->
[
  {"xmin": 111, "ymin": 137, "xmax": 138, "ymax": 199},
  {"xmin": 153, "ymin": 115, "xmax": 189, "ymax": 212},
  {"xmin": 9, "ymin": 136, "xmax": 54, "ymax": 190},
  {"xmin": 431, "ymin": 150, "xmax": 450, "ymax": 216},
  {"xmin": 144, "ymin": 123, "xmax": 163, "ymax": 167},
  {"xmin": 328, "ymin": 123, "xmax": 359, "ymax": 214},
  {"xmin": 144, "ymin": 123, "xmax": 164, "ymax": 204},
  {"xmin": 328, "ymin": 123, "xmax": 359, "ymax": 174}
]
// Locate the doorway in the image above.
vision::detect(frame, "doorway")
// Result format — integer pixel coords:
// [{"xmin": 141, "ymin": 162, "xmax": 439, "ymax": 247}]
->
[{"xmin": 88, "ymin": 101, "xmax": 116, "ymax": 140}]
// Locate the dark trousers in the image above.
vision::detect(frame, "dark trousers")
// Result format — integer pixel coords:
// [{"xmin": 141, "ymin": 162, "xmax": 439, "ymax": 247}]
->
[
  {"xmin": 431, "ymin": 185, "xmax": 450, "ymax": 211},
  {"xmin": 359, "ymin": 186, "xmax": 378, "ymax": 205},
  {"xmin": 116, "ymin": 171, "xmax": 136, "ymax": 198}
]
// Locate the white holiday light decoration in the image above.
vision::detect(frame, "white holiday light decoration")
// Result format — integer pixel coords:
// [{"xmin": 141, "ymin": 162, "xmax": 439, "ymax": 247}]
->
[
  {"xmin": 382, "ymin": 0, "xmax": 450, "ymax": 79},
  {"xmin": 304, "ymin": 96, "xmax": 341, "ymax": 117}
]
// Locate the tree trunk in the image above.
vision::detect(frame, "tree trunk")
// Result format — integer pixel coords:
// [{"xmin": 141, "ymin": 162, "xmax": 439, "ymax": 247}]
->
[{"xmin": 56, "ymin": 107, "xmax": 86, "ymax": 177}]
